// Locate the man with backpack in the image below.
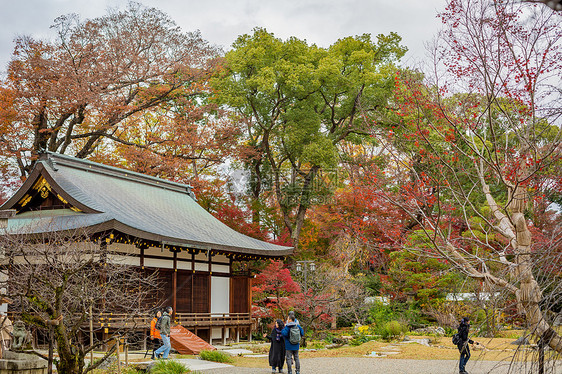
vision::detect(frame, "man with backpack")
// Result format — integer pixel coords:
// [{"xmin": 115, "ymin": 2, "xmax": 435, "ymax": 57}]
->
[
  {"xmin": 154, "ymin": 306, "xmax": 173, "ymax": 359},
  {"xmin": 281, "ymin": 314, "xmax": 304, "ymax": 374}
]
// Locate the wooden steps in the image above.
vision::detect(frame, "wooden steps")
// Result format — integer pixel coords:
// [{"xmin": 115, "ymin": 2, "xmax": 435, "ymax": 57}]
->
[{"xmin": 170, "ymin": 325, "xmax": 216, "ymax": 355}]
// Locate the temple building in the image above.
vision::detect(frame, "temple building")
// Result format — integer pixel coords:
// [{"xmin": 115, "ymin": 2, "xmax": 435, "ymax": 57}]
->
[{"xmin": 0, "ymin": 152, "xmax": 292, "ymax": 344}]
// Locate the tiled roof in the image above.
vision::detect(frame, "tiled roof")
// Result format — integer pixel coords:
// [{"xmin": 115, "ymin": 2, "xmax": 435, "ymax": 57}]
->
[{"xmin": 1, "ymin": 152, "xmax": 292, "ymax": 256}]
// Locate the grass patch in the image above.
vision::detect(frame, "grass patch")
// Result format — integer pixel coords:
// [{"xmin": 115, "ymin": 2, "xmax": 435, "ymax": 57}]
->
[
  {"xmin": 494, "ymin": 329, "xmax": 525, "ymax": 339},
  {"xmin": 224, "ymin": 333, "xmax": 544, "ymax": 367},
  {"xmin": 151, "ymin": 360, "xmax": 193, "ymax": 374},
  {"xmin": 91, "ymin": 364, "xmax": 143, "ymax": 374},
  {"xmin": 199, "ymin": 350, "xmax": 234, "ymax": 363}
]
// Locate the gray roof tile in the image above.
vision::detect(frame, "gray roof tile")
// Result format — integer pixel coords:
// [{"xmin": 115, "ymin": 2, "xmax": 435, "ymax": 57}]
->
[{"xmin": 1, "ymin": 153, "xmax": 293, "ymax": 256}]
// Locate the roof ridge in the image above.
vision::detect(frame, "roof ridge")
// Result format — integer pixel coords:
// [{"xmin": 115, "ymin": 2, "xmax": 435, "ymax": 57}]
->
[{"xmin": 41, "ymin": 152, "xmax": 195, "ymax": 197}]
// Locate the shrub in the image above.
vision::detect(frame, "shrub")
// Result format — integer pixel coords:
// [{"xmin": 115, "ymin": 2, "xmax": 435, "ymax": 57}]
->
[
  {"xmin": 380, "ymin": 320, "xmax": 406, "ymax": 340},
  {"xmin": 367, "ymin": 302, "xmax": 396, "ymax": 327},
  {"xmin": 151, "ymin": 360, "xmax": 191, "ymax": 374},
  {"xmin": 199, "ymin": 350, "xmax": 234, "ymax": 363},
  {"xmin": 309, "ymin": 340, "xmax": 326, "ymax": 349},
  {"xmin": 349, "ymin": 334, "xmax": 374, "ymax": 346}
]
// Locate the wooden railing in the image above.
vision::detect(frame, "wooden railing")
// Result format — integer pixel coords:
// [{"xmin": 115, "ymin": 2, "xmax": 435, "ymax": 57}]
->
[
  {"xmin": 174, "ymin": 313, "xmax": 251, "ymax": 327},
  {"xmin": 8, "ymin": 312, "xmax": 252, "ymax": 330}
]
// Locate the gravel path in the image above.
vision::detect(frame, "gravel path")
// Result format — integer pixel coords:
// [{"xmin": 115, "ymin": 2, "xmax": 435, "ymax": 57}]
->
[{"xmin": 201, "ymin": 357, "xmax": 562, "ymax": 374}]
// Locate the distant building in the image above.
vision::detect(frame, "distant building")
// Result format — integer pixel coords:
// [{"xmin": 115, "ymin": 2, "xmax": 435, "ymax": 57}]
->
[{"xmin": 445, "ymin": 293, "xmax": 501, "ymax": 302}]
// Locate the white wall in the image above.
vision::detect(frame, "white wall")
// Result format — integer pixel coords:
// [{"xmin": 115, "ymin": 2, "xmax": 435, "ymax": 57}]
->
[
  {"xmin": 210, "ymin": 276, "xmax": 229, "ymax": 314},
  {"xmin": 211, "ymin": 326, "xmax": 229, "ymax": 340},
  {"xmin": 211, "ymin": 264, "xmax": 229, "ymax": 273}
]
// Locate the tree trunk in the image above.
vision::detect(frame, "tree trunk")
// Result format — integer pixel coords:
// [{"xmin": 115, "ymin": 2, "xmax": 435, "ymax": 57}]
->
[{"xmin": 508, "ymin": 188, "xmax": 562, "ymax": 353}]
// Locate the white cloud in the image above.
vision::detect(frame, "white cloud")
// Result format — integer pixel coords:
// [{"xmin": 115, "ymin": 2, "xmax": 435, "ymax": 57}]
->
[{"xmin": 0, "ymin": 0, "xmax": 447, "ymax": 74}]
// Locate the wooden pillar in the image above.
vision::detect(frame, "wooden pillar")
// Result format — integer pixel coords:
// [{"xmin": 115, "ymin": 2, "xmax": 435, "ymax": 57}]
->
[
  {"xmin": 89, "ymin": 305, "xmax": 94, "ymax": 364},
  {"xmin": 209, "ymin": 329, "xmax": 213, "ymax": 345},
  {"xmin": 124, "ymin": 338, "xmax": 128, "ymax": 366},
  {"xmin": 142, "ymin": 329, "xmax": 147, "ymax": 351},
  {"xmin": 191, "ymin": 253, "xmax": 195, "ymax": 313},
  {"xmin": 248, "ymin": 274, "xmax": 252, "ymax": 341},
  {"xmin": 208, "ymin": 251, "xmax": 212, "ymax": 314},
  {"xmin": 229, "ymin": 257, "xmax": 233, "ymax": 316},
  {"xmin": 236, "ymin": 327, "xmax": 240, "ymax": 343},
  {"xmin": 103, "ymin": 328, "xmax": 108, "ymax": 353},
  {"xmin": 116, "ymin": 338, "xmax": 121, "ymax": 374},
  {"xmin": 539, "ymin": 338, "xmax": 545, "ymax": 374},
  {"xmin": 100, "ymin": 240, "xmax": 108, "ymax": 311},
  {"xmin": 222, "ymin": 326, "xmax": 227, "ymax": 346},
  {"xmin": 172, "ymin": 251, "xmax": 177, "ymax": 319}
]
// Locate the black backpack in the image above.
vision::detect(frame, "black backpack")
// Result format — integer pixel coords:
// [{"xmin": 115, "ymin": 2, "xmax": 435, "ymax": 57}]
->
[
  {"xmin": 452, "ymin": 333, "xmax": 461, "ymax": 345},
  {"xmin": 155, "ymin": 316, "xmax": 163, "ymax": 331}
]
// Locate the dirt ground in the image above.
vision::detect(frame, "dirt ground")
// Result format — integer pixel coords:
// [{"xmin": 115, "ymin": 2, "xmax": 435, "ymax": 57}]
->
[
  {"xmin": 202, "ymin": 356, "xmax": 562, "ymax": 374},
  {"xmin": 201, "ymin": 335, "xmax": 561, "ymax": 374}
]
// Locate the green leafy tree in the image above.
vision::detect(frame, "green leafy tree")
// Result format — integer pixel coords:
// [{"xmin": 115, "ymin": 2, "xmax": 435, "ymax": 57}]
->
[{"xmin": 214, "ymin": 28, "xmax": 406, "ymax": 248}]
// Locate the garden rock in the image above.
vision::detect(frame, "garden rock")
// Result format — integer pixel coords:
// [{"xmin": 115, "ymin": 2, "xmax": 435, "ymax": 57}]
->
[
  {"xmin": 332, "ymin": 336, "xmax": 352, "ymax": 344},
  {"xmin": 511, "ymin": 336, "xmax": 530, "ymax": 345},
  {"xmin": 96, "ymin": 355, "xmax": 117, "ymax": 370},
  {"xmin": 400, "ymin": 338, "xmax": 430, "ymax": 347},
  {"xmin": 412, "ymin": 326, "xmax": 446, "ymax": 336},
  {"xmin": 365, "ymin": 351, "xmax": 387, "ymax": 357}
]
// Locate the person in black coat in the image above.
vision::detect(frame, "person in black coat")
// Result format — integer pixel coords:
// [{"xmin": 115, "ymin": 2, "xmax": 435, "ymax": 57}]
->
[
  {"xmin": 457, "ymin": 317, "xmax": 479, "ymax": 374},
  {"xmin": 266, "ymin": 319, "xmax": 286, "ymax": 373}
]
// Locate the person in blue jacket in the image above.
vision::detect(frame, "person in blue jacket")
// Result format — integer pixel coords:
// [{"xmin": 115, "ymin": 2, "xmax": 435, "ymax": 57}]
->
[{"xmin": 281, "ymin": 314, "xmax": 304, "ymax": 374}]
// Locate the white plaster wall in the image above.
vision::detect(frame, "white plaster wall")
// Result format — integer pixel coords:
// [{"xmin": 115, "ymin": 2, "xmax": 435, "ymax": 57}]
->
[
  {"xmin": 210, "ymin": 276, "xmax": 229, "ymax": 314},
  {"xmin": 195, "ymin": 253, "xmax": 208, "ymax": 261},
  {"xmin": 144, "ymin": 258, "xmax": 173, "ymax": 269},
  {"xmin": 108, "ymin": 243, "xmax": 137, "ymax": 255},
  {"xmin": 212, "ymin": 254, "xmax": 229, "ymax": 264},
  {"xmin": 194, "ymin": 262, "xmax": 208, "ymax": 271},
  {"xmin": 211, "ymin": 264, "xmax": 230, "ymax": 273},
  {"xmin": 177, "ymin": 261, "xmax": 192, "ymax": 271},
  {"xmin": 144, "ymin": 246, "xmax": 174, "ymax": 258},
  {"xmin": 211, "ymin": 327, "xmax": 229, "ymax": 340},
  {"xmin": 107, "ymin": 254, "xmax": 140, "ymax": 266},
  {"xmin": 177, "ymin": 251, "xmax": 192, "ymax": 260}
]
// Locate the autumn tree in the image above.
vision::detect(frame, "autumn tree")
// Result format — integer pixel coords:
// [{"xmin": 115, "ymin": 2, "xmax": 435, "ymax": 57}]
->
[
  {"xmin": 214, "ymin": 28, "xmax": 406, "ymax": 248},
  {"xmin": 291, "ymin": 263, "xmax": 369, "ymax": 330},
  {"xmin": 0, "ymin": 2, "xmax": 221, "ymax": 179},
  {"xmin": 304, "ymin": 184, "xmax": 406, "ymax": 270},
  {"xmin": 0, "ymin": 230, "xmax": 157, "ymax": 374},
  {"xmin": 371, "ymin": 0, "xmax": 562, "ymax": 354},
  {"xmin": 252, "ymin": 260, "xmax": 301, "ymax": 320}
]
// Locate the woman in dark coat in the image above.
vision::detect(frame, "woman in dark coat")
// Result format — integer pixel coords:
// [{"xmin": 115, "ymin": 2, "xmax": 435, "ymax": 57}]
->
[
  {"xmin": 457, "ymin": 317, "xmax": 478, "ymax": 374},
  {"xmin": 266, "ymin": 319, "xmax": 286, "ymax": 373}
]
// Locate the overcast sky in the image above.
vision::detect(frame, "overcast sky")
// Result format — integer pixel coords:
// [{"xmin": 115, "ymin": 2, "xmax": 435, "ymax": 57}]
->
[{"xmin": 0, "ymin": 0, "xmax": 447, "ymax": 75}]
